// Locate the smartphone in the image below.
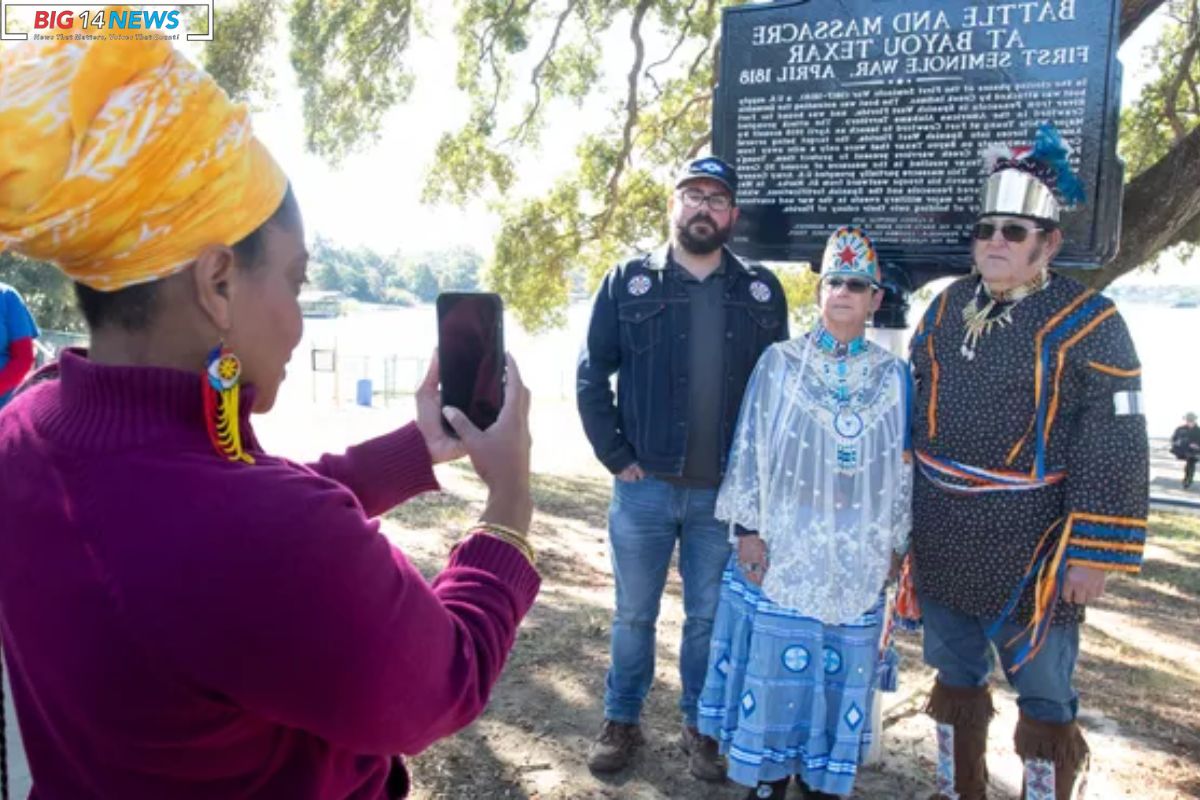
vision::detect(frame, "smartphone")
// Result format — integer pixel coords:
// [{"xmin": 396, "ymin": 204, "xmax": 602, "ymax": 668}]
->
[{"xmin": 437, "ymin": 292, "xmax": 505, "ymax": 437}]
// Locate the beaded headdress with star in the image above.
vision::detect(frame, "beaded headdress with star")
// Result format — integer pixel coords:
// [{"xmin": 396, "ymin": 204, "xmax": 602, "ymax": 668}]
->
[{"xmin": 821, "ymin": 226, "xmax": 880, "ymax": 282}]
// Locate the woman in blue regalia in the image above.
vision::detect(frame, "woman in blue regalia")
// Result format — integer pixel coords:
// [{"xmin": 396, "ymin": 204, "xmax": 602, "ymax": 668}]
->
[{"xmin": 697, "ymin": 227, "xmax": 912, "ymax": 799}]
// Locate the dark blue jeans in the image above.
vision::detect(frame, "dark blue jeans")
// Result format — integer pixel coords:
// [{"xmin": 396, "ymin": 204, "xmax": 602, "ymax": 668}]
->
[
  {"xmin": 605, "ymin": 476, "xmax": 731, "ymax": 727},
  {"xmin": 920, "ymin": 592, "xmax": 1080, "ymax": 723}
]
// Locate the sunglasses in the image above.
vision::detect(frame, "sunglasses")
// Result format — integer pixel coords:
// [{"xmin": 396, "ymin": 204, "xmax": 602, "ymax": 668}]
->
[
  {"xmin": 823, "ymin": 276, "xmax": 876, "ymax": 294},
  {"xmin": 972, "ymin": 221, "xmax": 1043, "ymax": 243}
]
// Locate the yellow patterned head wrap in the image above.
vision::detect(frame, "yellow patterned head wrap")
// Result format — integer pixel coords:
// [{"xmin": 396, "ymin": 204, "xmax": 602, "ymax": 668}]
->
[{"xmin": 0, "ymin": 20, "xmax": 288, "ymax": 291}]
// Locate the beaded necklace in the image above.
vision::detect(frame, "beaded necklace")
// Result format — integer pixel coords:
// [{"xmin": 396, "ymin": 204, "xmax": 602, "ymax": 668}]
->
[
  {"xmin": 960, "ymin": 271, "xmax": 1050, "ymax": 360},
  {"xmin": 814, "ymin": 322, "xmax": 869, "ymax": 358},
  {"xmin": 812, "ymin": 323, "xmax": 871, "ymax": 472}
]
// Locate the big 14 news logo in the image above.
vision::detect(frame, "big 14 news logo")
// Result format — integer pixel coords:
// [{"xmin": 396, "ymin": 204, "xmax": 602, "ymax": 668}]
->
[
  {"xmin": 33, "ymin": 7, "xmax": 180, "ymax": 31},
  {"xmin": 2, "ymin": 3, "xmax": 213, "ymax": 41}
]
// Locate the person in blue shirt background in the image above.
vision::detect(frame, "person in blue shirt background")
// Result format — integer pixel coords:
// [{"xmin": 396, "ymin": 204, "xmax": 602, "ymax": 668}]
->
[{"xmin": 0, "ymin": 282, "xmax": 40, "ymax": 410}]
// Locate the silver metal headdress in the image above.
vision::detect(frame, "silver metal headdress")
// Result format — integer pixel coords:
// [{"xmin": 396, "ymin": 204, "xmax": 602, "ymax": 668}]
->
[
  {"xmin": 981, "ymin": 169, "xmax": 1061, "ymax": 222},
  {"xmin": 978, "ymin": 123, "xmax": 1085, "ymax": 223}
]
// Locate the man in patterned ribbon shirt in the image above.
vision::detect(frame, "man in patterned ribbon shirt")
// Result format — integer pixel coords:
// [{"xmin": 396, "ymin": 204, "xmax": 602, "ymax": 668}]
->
[{"xmin": 908, "ymin": 123, "xmax": 1149, "ymax": 800}]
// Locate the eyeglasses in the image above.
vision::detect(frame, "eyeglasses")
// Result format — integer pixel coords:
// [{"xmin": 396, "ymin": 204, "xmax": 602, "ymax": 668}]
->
[
  {"xmin": 823, "ymin": 276, "xmax": 876, "ymax": 294},
  {"xmin": 972, "ymin": 221, "xmax": 1043, "ymax": 243},
  {"xmin": 678, "ymin": 188, "xmax": 733, "ymax": 212}
]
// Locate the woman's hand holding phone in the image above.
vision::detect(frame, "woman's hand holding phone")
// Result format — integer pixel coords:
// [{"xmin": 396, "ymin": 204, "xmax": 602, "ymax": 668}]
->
[
  {"xmin": 441, "ymin": 353, "xmax": 533, "ymax": 534},
  {"xmin": 416, "ymin": 353, "xmax": 468, "ymax": 465}
]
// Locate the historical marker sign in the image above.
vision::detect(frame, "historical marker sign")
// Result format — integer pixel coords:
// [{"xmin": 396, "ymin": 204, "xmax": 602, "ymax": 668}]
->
[{"xmin": 714, "ymin": 0, "xmax": 1124, "ymax": 285}]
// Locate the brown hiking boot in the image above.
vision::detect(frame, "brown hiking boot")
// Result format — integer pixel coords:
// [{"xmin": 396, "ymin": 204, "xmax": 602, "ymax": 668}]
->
[
  {"xmin": 680, "ymin": 724, "xmax": 726, "ymax": 782},
  {"xmin": 587, "ymin": 719, "xmax": 644, "ymax": 773},
  {"xmin": 925, "ymin": 681, "xmax": 995, "ymax": 800}
]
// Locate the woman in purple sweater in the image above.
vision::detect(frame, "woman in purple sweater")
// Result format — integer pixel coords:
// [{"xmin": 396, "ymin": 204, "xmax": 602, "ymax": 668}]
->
[{"xmin": 0, "ymin": 34, "xmax": 538, "ymax": 800}]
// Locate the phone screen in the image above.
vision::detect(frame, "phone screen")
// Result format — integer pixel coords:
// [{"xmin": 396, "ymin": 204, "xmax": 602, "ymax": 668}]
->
[{"xmin": 437, "ymin": 292, "xmax": 505, "ymax": 435}]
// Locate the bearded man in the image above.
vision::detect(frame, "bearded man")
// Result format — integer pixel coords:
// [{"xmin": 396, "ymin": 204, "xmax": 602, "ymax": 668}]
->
[{"xmin": 577, "ymin": 156, "xmax": 789, "ymax": 780}]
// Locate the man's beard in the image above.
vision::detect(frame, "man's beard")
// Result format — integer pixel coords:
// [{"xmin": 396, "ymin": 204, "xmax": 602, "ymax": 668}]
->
[{"xmin": 676, "ymin": 214, "xmax": 732, "ymax": 255}]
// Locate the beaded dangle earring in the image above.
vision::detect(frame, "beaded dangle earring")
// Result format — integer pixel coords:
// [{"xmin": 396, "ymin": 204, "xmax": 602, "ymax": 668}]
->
[{"xmin": 202, "ymin": 343, "xmax": 255, "ymax": 464}]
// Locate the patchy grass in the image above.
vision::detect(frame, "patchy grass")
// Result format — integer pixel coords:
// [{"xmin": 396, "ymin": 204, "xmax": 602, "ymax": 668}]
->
[
  {"xmin": 385, "ymin": 490, "xmax": 475, "ymax": 530},
  {"xmin": 1147, "ymin": 511, "xmax": 1200, "ymax": 542},
  {"xmin": 387, "ymin": 476, "xmax": 1200, "ymax": 799}
]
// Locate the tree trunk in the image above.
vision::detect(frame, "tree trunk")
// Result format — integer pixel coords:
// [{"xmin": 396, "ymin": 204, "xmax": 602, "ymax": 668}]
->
[
  {"xmin": 1076, "ymin": 123, "xmax": 1200, "ymax": 288},
  {"xmin": 1121, "ymin": 0, "xmax": 1171, "ymax": 43},
  {"xmin": 1067, "ymin": 0, "xmax": 1200, "ymax": 289}
]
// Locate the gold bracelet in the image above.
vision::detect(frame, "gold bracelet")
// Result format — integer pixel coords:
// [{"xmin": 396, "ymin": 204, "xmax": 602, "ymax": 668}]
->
[
  {"xmin": 472, "ymin": 525, "xmax": 533, "ymax": 559},
  {"xmin": 488, "ymin": 527, "xmax": 535, "ymax": 561},
  {"xmin": 470, "ymin": 524, "xmax": 536, "ymax": 566},
  {"xmin": 476, "ymin": 522, "xmax": 529, "ymax": 541},
  {"xmin": 486, "ymin": 531, "xmax": 536, "ymax": 566}
]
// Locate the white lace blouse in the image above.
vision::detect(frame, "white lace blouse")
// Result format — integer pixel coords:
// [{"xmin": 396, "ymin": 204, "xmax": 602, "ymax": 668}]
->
[{"xmin": 715, "ymin": 332, "xmax": 913, "ymax": 624}]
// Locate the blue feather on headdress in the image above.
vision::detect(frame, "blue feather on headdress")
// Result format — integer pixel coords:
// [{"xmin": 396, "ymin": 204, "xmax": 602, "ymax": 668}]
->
[{"xmin": 1031, "ymin": 122, "xmax": 1086, "ymax": 207}]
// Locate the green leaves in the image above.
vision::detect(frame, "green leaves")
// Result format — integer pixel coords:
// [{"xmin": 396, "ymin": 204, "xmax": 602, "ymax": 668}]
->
[
  {"xmin": 776, "ymin": 266, "xmax": 820, "ymax": 329},
  {"xmin": 0, "ymin": 253, "xmax": 84, "ymax": 333},
  {"xmin": 489, "ymin": 182, "xmax": 583, "ymax": 331},
  {"xmin": 1119, "ymin": 1, "xmax": 1200, "ymax": 179},
  {"xmin": 429, "ymin": 0, "xmax": 742, "ymax": 327},
  {"xmin": 190, "ymin": 0, "xmax": 1196, "ymax": 324},
  {"xmin": 201, "ymin": 0, "xmax": 280, "ymax": 106},
  {"xmin": 289, "ymin": 0, "xmax": 416, "ymax": 163},
  {"xmin": 423, "ymin": 126, "xmax": 517, "ymax": 205},
  {"xmin": 309, "ymin": 237, "xmax": 484, "ymax": 305}
]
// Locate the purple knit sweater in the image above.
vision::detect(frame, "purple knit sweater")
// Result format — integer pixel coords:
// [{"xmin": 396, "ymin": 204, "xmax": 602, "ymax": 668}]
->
[{"xmin": 0, "ymin": 350, "xmax": 540, "ymax": 799}]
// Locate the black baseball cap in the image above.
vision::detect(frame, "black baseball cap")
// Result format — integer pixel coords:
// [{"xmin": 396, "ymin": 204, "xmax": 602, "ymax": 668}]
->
[{"xmin": 675, "ymin": 156, "xmax": 737, "ymax": 198}]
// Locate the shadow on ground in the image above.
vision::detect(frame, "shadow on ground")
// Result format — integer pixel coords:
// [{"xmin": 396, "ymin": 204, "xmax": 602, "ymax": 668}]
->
[{"xmin": 384, "ymin": 476, "xmax": 1200, "ymax": 799}]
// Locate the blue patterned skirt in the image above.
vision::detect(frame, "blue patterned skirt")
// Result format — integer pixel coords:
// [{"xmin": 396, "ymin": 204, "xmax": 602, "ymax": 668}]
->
[{"xmin": 697, "ymin": 557, "xmax": 886, "ymax": 795}]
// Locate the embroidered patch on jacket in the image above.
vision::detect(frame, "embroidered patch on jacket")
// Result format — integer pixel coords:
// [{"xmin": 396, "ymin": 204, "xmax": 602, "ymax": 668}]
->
[
  {"xmin": 627, "ymin": 275, "xmax": 652, "ymax": 296},
  {"xmin": 749, "ymin": 280, "xmax": 772, "ymax": 303}
]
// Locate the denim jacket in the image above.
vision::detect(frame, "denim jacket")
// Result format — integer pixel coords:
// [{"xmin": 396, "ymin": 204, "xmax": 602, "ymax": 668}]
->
[{"xmin": 576, "ymin": 245, "xmax": 789, "ymax": 476}]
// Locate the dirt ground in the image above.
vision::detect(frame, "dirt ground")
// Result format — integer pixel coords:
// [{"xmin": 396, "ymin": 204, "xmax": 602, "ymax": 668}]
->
[{"xmin": 384, "ymin": 463, "xmax": 1200, "ymax": 800}]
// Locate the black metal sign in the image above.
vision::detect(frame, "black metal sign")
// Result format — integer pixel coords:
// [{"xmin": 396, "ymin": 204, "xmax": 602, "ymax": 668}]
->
[{"xmin": 714, "ymin": 0, "xmax": 1124, "ymax": 286}]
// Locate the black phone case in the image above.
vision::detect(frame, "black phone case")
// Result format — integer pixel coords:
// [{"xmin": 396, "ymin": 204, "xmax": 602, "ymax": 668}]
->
[{"xmin": 436, "ymin": 292, "xmax": 505, "ymax": 437}]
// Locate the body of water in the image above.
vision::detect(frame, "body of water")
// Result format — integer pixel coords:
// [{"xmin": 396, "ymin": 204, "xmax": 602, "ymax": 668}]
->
[
  {"xmin": 278, "ymin": 297, "xmax": 1193, "ymax": 439},
  {"xmin": 1113, "ymin": 302, "xmax": 1196, "ymax": 437}
]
